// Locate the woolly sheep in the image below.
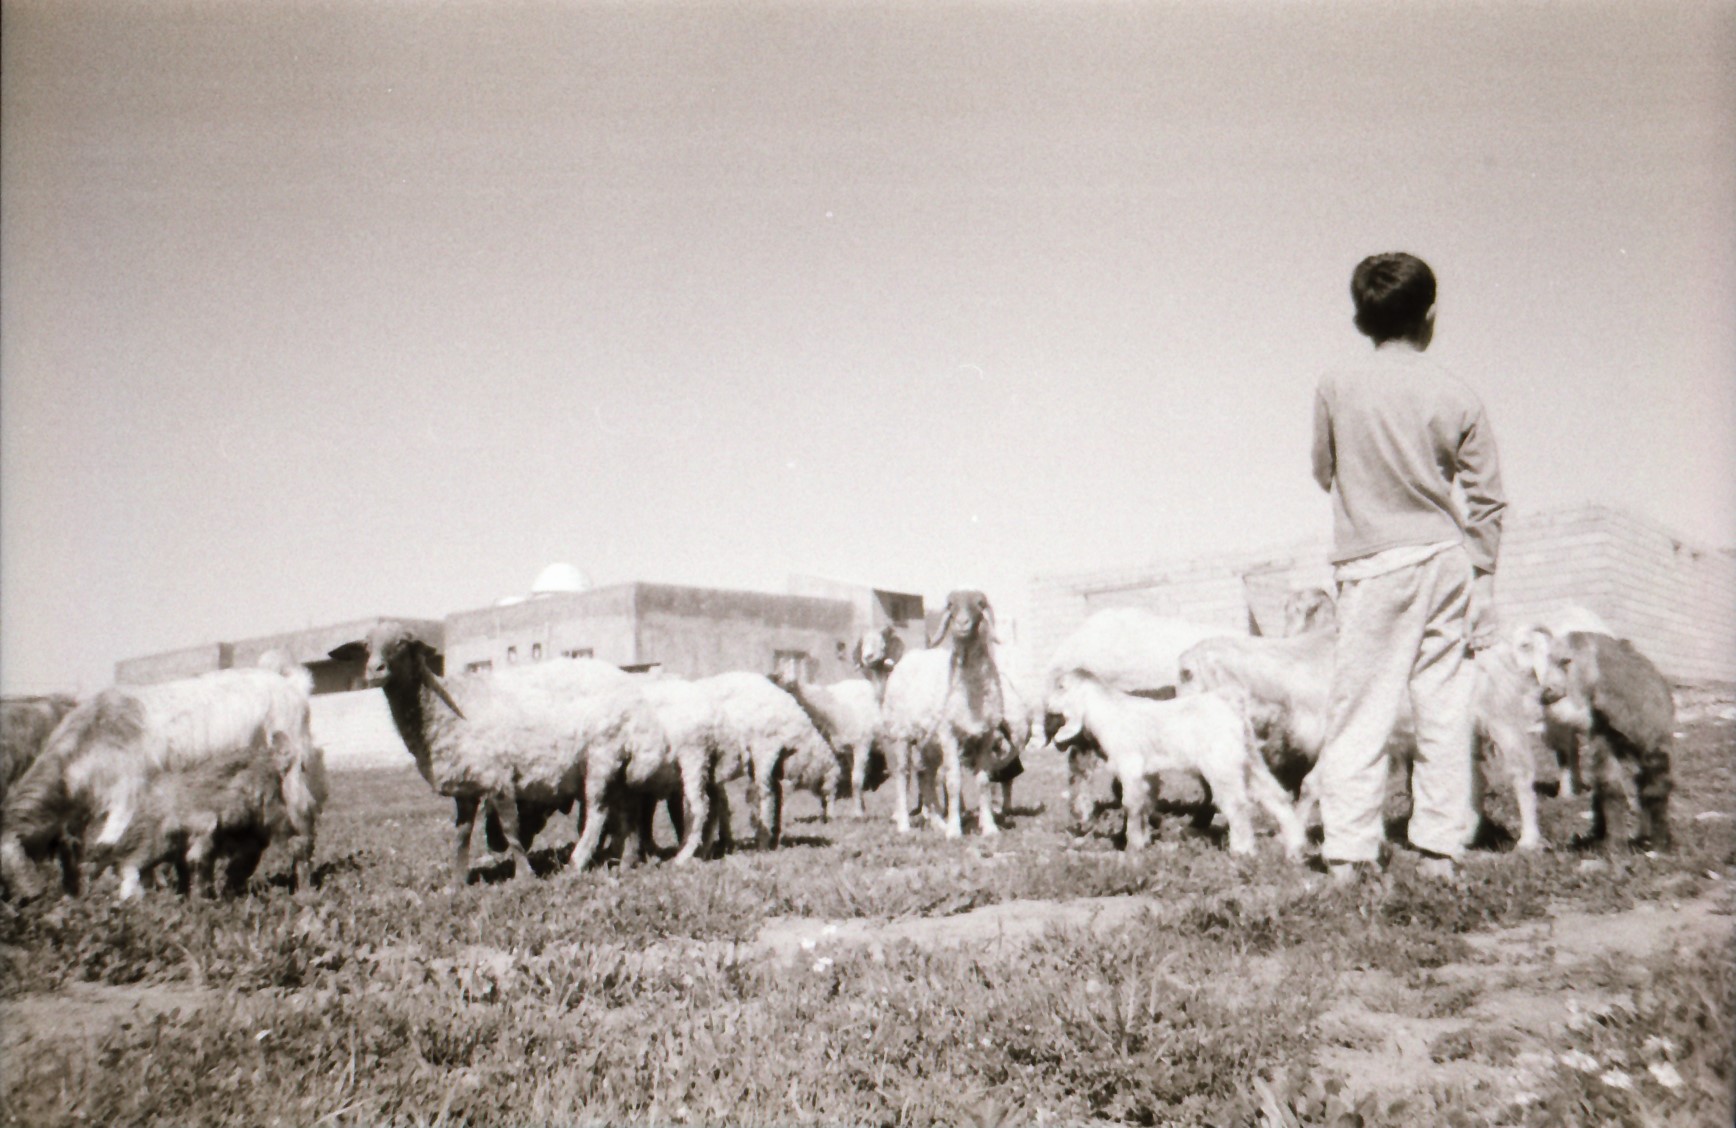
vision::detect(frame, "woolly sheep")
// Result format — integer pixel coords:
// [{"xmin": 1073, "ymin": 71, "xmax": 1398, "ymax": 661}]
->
[
  {"xmin": 1177, "ymin": 622, "xmax": 1552, "ymax": 851},
  {"xmin": 1, "ymin": 694, "xmax": 79, "ymax": 812},
  {"xmin": 0, "ymin": 663, "xmax": 316, "ymax": 901},
  {"xmin": 1539, "ymin": 630, "xmax": 1675, "ymax": 852},
  {"xmin": 879, "ymin": 590, "xmax": 1027, "ymax": 838},
  {"xmin": 697, "ymin": 671, "xmax": 832, "ymax": 851},
  {"xmin": 104, "ymin": 737, "xmax": 329, "ymax": 899},
  {"xmin": 363, "ymin": 622, "xmax": 664, "ymax": 882},
  {"xmin": 774, "ymin": 675, "xmax": 886, "ymax": 818},
  {"xmin": 1049, "ymin": 669, "xmax": 1305, "ymax": 857},
  {"xmin": 1508, "ymin": 604, "xmax": 1616, "ymax": 797}
]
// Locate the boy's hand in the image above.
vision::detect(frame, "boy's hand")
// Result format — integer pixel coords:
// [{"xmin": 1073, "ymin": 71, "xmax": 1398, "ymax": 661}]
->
[{"xmin": 1468, "ymin": 571, "xmax": 1499, "ymax": 652}]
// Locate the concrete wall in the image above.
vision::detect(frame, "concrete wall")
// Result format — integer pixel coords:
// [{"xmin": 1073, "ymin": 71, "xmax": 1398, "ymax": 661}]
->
[
  {"xmin": 634, "ymin": 584, "xmax": 857, "ymax": 681},
  {"xmin": 115, "ymin": 642, "xmax": 233, "ymax": 685},
  {"xmin": 1029, "ymin": 505, "xmax": 1735, "ymax": 685},
  {"xmin": 443, "ymin": 587, "xmax": 638, "ymax": 674}
]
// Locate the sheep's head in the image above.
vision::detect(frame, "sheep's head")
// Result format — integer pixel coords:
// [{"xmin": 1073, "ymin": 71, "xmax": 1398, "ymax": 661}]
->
[
  {"xmin": 1282, "ymin": 588, "xmax": 1336, "ymax": 637},
  {"xmin": 852, "ymin": 626, "xmax": 906, "ymax": 678},
  {"xmin": 928, "ymin": 589, "xmax": 995, "ymax": 650},
  {"xmin": 364, "ymin": 622, "xmax": 466, "ymax": 719}
]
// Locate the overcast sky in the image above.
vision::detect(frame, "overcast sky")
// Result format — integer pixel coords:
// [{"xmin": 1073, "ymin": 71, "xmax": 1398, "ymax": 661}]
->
[{"xmin": 3, "ymin": 0, "xmax": 1732, "ymax": 693}]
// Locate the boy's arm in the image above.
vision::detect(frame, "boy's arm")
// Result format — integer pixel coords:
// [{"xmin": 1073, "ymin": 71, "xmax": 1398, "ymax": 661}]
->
[
  {"xmin": 1456, "ymin": 404, "xmax": 1506, "ymax": 574},
  {"xmin": 1310, "ymin": 385, "xmax": 1334, "ymax": 492},
  {"xmin": 1458, "ymin": 402, "xmax": 1507, "ymax": 649}
]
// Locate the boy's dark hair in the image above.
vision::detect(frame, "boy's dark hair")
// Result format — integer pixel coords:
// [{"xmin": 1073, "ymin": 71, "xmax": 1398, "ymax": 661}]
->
[{"xmin": 1351, "ymin": 253, "xmax": 1436, "ymax": 343}]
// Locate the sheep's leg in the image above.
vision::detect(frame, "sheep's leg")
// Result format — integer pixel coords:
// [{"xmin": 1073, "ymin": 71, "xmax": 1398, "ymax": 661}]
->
[
  {"xmin": 116, "ymin": 858, "xmax": 148, "ymax": 901},
  {"xmin": 1203, "ymin": 769, "xmax": 1256, "ymax": 856},
  {"xmin": 672, "ymin": 760, "xmax": 711, "ymax": 864},
  {"xmin": 184, "ymin": 833, "xmax": 218, "ymax": 898},
  {"xmin": 849, "ymin": 748, "xmax": 868, "ymax": 818},
  {"xmin": 567, "ymin": 778, "xmax": 611, "ymax": 873},
  {"xmin": 616, "ymin": 796, "xmax": 648, "ymax": 870},
  {"xmin": 891, "ymin": 739, "xmax": 914, "ymax": 833},
  {"xmin": 1485, "ymin": 729, "xmax": 1543, "ymax": 852},
  {"xmin": 998, "ymin": 778, "xmax": 1014, "ymax": 817},
  {"xmin": 940, "ymin": 736, "xmax": 965, "ymax": 839},
  {"xmin": 1121, "ymin": 772, "xmax": 1152, "ymax": 852},
  {"xmin": 974, "ymin": 767, "xmax": 999, "ymax": 837},
  {"xmin": 705, "ymin": 784, "xmax": 733, "ymax": 858},
  {"xmin": 56, "ymin": 839, "xmax": 83, "ymax": 897},
  {"xmin": 1066, "ymin": 750, "xmax": 1098, "ymax": 834},
  {"xmin": 489, "ymin": 796, "xmax": 534, "ymax": 880},
  {"xmin": 1244, "ymin": 758, "xmax": 1307, "ymax": 861},
  {"xmin": 1576, "ymin": 734, "xmax": 1617, "ymax": 848},
  {"xmin": 223, "ymin": 836, "xmax": 268, "ymax": 896},
  {"xmin": 449, "ymin": 795, "xmax": 482, "ymax": 882}
]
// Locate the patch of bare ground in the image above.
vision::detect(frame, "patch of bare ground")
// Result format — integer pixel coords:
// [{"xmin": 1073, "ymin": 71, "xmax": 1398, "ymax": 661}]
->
[
  {"xmin": 1, "ymin": 980, "xmax": 217, "ymax": 1060},
  {"xmin": 1317, "ymin": 885, "xmax": 1734, "ymax": 1107},
  {"xmin": 756, "ymin": 893, "xmax": 1166, "ymax": 961}
]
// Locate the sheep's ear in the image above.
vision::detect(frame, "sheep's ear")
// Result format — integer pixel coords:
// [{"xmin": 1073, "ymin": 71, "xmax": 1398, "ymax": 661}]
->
[
  {"xmin": 927, "ymin": 606, "xmax": 956, "ymax": 649},
  {"xmin": 1052, "ymin": 716, "xmax": 1083, "ymax": 745},
  {"xmin": 883, "ymin": 632, "xmax": 905, "ymax": 666}
]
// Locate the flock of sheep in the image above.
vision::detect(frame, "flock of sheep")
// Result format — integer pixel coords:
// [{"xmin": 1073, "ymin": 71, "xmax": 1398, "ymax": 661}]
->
[{"xmin": 0, "ymin": 584, "xmax": 1679, "ymax": 903}]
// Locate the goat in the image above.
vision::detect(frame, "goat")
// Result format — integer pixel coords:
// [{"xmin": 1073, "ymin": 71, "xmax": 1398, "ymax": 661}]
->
[
  {"xmin": 1539, "ymin": 631, "xmax": 1675, "ymax": 852},
  {"xmin": 0, "ymin": 663, "xmax": 316, "ymax": 901},
  {"xmin": 879, "ymin": 590, "xmax": 1025, "ymax": 837},
  {"xmin": 1049, "ymin": 670, "xmax": 1305, "ymax": 857},
  {"xmin": 363, "ymin": 622, "xmax": 665, "ymax": 883}
]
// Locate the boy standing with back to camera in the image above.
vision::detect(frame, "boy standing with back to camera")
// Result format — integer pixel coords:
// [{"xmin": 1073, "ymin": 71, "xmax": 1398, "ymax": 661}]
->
[{"xmin": 1310, "ymin": 252, "xmax": 1506, "ymax": 882}]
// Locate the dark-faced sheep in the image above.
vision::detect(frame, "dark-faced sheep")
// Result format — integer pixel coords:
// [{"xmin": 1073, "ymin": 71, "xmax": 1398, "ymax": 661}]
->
[
  {"xmin": 363, "ymin": 622, "xmax": 665, "ymax": 883},
  {"xmin": 1539, "ymin": 630, "xmax": 1675, "ymax": 852}
]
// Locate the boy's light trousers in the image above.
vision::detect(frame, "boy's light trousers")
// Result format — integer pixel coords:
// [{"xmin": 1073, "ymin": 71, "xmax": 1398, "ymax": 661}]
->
[{"xmin": 1317, "ymin": 545, "xmax": 1480, "ymax": 863}]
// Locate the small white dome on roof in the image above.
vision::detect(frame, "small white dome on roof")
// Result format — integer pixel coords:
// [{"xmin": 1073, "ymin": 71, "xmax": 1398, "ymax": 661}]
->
[
  {"xmin": 531, "ymin": 562, "xmax": 591, "ymax": 595},
  {"xmin": 495, "ymin": 595, "xmax": 527, "ymax": 607}
]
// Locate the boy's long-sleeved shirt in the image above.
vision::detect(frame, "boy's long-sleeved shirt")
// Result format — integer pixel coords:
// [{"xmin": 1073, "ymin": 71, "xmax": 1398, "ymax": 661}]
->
[{"xmin": 1311, "ymin": 342, "xmax": 1506, "ymax": 573}]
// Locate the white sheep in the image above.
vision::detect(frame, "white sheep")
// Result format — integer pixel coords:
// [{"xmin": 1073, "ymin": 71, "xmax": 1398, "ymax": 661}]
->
[
  {"xmin": 697, "ymin": 671, "xmax": 833, "ymax": 851},
  {"xmin": 1176, "ymin": 621, "xmax": 1552, "ymax": 851},
  {"xmin": 0, "ymin": 662, "xmax": 317, "ymax": 901},
  {"xmin": 1049, "ymin": 669, "xmax": 1306, "ymax": 857},
  {"xmin": 774, "ymin": 675, "xmax": 885, "ymax": 818},
  {"xmin": 879, "ymin": 590, "xmax": 1027, "ymax": 838},
  {"xmin": 363, "ymin": 622, "xmax": 665, "ymax": 882}
]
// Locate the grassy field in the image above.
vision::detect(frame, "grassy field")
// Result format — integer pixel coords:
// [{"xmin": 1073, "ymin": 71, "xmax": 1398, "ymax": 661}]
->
[{"xmin": 3, "ymin": 696, "xmax": 1733, "ymax": 1127}]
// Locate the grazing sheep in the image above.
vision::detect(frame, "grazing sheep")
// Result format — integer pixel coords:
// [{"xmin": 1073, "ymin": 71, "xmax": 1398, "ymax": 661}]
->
[
  {"xmin": 1539, "ymin": 631, "xmax": 1675, "ymax": 852},
  {"xmin": 1, "ymin": 694, "xmax": 79, "ymax": 810},
  {"xmin": 771, "ymin": 675, "xmax": 882, "ymax": 820},
  {"xmin": 1177, "ymin": 622, "xmax": 1552, "ymax": 851},
  {"xmin": 1049, "ymin": 669, "xmax": 1306, "ymax": 857},
  {"xmin": 103, "ymin": 737, "xmax": 329, "ymax": 899},
  {"xmin": 0, "ymin": 663, "xmax": 316, "ymax": 901},
  {"xmin": 1509, "ymin": 604, "xmax": 1616, "ymax": 797},
  {"xmin": 363, "ymin": 622, "xmax": 664, "ymax": 882},
  {"xmin": 879, "ymin": 590, "xmax": 1026, "ymax": 837}
]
